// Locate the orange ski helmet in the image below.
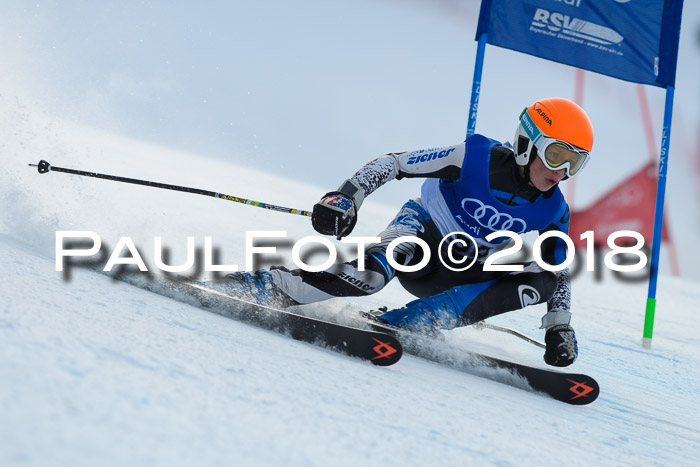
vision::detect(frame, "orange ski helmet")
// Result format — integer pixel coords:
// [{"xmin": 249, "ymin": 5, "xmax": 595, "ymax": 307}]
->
[{"xmin": 513, "ymin": 97, "xmax": 594, "ymax": 177}]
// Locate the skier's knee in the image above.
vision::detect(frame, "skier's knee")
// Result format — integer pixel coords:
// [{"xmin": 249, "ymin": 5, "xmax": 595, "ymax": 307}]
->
[
  {"xmin": 362, "ymin": 252, "xmax": 395, "ymax": 285},
  {"xmin": 536, "ymin": 270, "xmax": 558, "ymax": 302}
]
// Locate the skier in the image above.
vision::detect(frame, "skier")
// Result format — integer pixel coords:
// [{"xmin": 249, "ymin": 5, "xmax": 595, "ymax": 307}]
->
[{"xmin": 217, "ymin": 97, "xmax": 592, "ymax": 367}]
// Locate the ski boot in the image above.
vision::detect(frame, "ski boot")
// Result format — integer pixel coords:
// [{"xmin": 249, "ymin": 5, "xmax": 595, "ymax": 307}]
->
[
  {"xmin": 361, "ymin": 300, "xmax": 450, "ymax": 340},
  {"xmin": 203, "ymin": 271, "xmax": 298, "ymax": 308}
]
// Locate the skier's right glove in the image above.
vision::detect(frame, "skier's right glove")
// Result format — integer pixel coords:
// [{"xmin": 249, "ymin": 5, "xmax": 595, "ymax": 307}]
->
[
  {"xmin": 312, "ymin": 179, "xmax": 365, "ymax": 239},
  {"xmin": 544, "ymin": 324, "xmax": 578, "ymax": 367}
]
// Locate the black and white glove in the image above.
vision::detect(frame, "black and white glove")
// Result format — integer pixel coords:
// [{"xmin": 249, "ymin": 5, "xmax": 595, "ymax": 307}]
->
[
  {"xmin": 544, "ymin": 324, "xmax": 578, "ymax": 367},
  {"xmin": 312, "ymin": 179, "xmax": 365, "ymax": 239}
]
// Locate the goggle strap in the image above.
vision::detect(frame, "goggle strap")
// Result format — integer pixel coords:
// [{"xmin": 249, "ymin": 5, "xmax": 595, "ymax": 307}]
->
[{"xmin": 519, "ymin": 108, "xmax": 590, "ymax": 177}]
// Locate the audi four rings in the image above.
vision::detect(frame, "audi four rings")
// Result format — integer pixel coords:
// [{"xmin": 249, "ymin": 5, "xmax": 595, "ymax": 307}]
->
[{"xmin": 460, "ymin": 198, "xmax": 528, "ymax": 234}]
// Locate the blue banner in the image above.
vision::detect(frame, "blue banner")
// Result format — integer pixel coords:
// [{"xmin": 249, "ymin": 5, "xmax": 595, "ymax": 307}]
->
[{"xmin": 476, "ymin": 0, "xmax": 684, "ymax": 88}]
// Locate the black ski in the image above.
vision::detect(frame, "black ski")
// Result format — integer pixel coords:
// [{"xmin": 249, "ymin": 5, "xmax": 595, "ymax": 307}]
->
[
  {"xmin": 116, "ymin": 275, "xmax": 402, "ymax": 366},
  {"xmin": 363, "ymin": 318, "xmax": 599, "ymax": 405}
]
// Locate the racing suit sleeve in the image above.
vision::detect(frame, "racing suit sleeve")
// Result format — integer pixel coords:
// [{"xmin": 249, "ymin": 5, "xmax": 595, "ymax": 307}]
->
[
  {"xmin": 349, "ymin": 143, "xmax": 466, "ymax": 197},
  {"xmin": 538, "ymin": 199, "xmax": 573, "ymax": 328}
]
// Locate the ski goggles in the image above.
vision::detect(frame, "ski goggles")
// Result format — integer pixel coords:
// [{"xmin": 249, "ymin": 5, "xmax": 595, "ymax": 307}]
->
[{"xmin": 518, "ymin": 108, "xmax": 590, "ymax": 177}]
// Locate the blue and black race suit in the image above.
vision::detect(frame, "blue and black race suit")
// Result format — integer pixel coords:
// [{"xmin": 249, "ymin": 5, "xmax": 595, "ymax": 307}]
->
[{"xmin": 267, "ymin": 134, "xmax": 572, "ymax": 330}]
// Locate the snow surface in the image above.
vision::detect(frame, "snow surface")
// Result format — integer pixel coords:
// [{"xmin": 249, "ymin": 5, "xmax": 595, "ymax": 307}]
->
[
  {"xmin": 2, "ymin": 1, "xmax": 700, "ymax": 465},
  {"xmin": 2, "ymin": 116, "xmax": 700, "ymax": 466}
]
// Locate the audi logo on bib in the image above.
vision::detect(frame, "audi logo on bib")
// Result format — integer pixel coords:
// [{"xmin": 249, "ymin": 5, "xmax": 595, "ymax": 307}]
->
[{"xmin": 460, "ymin": 198, "xmax": 528, "ymax": 234}]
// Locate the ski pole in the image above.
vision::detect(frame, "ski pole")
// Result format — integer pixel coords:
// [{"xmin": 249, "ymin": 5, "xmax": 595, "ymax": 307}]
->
[
  {"xmin": 472, "ymin": 321, "xmax": 546, "ymax": 349},
  {"xmin": 29, "ymin": 160, "xmax": 312, "ymax": 217}
]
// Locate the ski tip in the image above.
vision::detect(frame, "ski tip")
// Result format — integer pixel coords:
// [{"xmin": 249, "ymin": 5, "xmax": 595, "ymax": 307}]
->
[
  {"xmin": 368, "ymin": 335, "xmax": 403, "ymax": 366},
  {"xmin": 560, "ymin": 376, "xmax": 600, "ymax": 405}
]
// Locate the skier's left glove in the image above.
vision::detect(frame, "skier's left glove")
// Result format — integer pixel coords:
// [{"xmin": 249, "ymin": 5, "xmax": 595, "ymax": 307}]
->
[
  {"xmin": 544, "ymin": 324, "xmax": 578, "ymax": 367},
  {"xmin": 312, "ymin": 179, "xmax": 365, "ymax": 239}
]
